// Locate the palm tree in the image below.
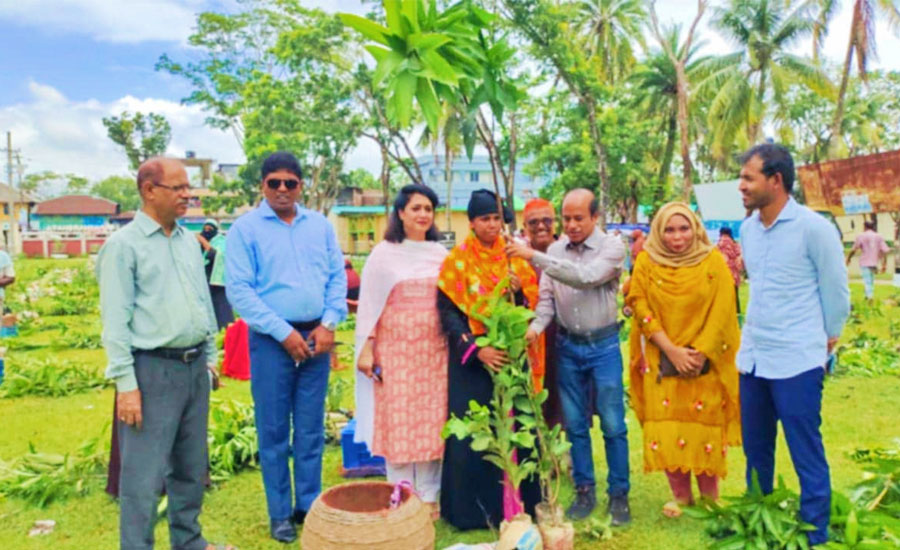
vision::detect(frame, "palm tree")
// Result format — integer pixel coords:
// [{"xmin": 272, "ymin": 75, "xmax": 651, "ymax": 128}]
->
[
  {"xmin": 824, "ymin": 0, "xmax": 900, "ymax": 154},
  {"xmin": 576, "ymin": 0, "xmax": 648, "ymax": 83},
  {"xmin": 418, "ymin": 105, "xmax": 466, "ymax": 231},
  {"xmin": 631, "ymin": 25, "xmax": 706, "ymax": 200},
  {"xmin": 698, "ymin": 0, "xmax": 833, "ymax": 160},
  {"xmin": 647, "ymin": 0, "xmax": 707, "ymax": 200}
]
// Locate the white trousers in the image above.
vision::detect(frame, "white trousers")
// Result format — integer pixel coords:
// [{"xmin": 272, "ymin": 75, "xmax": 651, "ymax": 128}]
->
[{"xmin": 385, "ymin": 459, "xmax": 442, "ymax": 503}]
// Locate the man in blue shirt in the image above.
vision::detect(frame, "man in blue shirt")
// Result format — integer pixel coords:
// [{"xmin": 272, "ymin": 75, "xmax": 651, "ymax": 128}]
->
[
  {"xmin": 226, "ymin": 152, "xmax": 347, "ymax": 543},
  {"xmin": 737, "ymin": 144, "xmax": 850, "ymax": 546}
]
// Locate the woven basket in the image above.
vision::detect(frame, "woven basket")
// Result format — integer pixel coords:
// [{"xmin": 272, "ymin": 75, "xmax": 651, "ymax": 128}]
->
[{"xmin": 300, "ymin": 481, "xmax": 434, "ymax": 550}]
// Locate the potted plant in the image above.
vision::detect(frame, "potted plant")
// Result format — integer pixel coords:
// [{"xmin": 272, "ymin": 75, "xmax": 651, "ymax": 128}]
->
[{"xmin": 442, "ymin": 280, "xmax": 575, "ymax": 550}]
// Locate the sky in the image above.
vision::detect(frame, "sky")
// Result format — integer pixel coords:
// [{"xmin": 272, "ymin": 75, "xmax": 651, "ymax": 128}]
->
[{"xmin": 1, "ymin": 0, "xmax": 898, "ymax": 185}]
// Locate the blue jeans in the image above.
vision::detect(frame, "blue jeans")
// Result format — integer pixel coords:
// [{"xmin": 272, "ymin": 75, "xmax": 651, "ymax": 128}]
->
[
  {"xmin": 741, "ymin": 367, "xmax": 830, "ymax": 545},
  {"xmin": 861, "ymin": 266, "xmax": 875, "ymax": 299},
  {"xmin": 249, "ymin": 330, "xmax": 330, "ymax": 521},
  {"xmin": 556, "ymin": 332, "xmax": 630, "ymax": 496}
]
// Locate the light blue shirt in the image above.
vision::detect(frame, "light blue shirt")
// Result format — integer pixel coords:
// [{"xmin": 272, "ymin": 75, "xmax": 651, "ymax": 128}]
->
[
  {"xmin": 97, "ymin": 211, "xmax": 218, "ymax": 392},
  {"xmin": 738, "ymin": 198, "xmax": 850, "ymax": 379},
  {"xmin": 225, "ymin": 200, "xmax": 347, "ymax": 342},
  {"xmin": 0, "ymin": 250, "xmax": 14, "ymax": 299}
]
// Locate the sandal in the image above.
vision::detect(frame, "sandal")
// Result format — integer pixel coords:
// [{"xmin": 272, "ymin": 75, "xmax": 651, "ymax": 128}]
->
[{"xmin": 662, "ymin": 501, "xmax": 685, "ymax": 518}]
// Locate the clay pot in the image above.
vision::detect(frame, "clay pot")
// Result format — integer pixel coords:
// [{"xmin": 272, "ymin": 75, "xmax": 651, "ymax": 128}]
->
[
  {"xmin": 300, "ymin": 481, "xmax": 433, "ymax": 550},
  {"xmin": 535, "ymin": 503, "xmax": 575, "ymax": 550}
]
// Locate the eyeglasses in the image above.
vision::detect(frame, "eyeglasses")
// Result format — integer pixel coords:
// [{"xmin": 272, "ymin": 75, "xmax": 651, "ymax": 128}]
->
[
  {"xmin": 526, "ymin": 217, "xmax": 554, "ymax": 228},
  {"xmin": 152, "ymin": 182, "xmax": 192, "ymax": 193},
  {"xmin": 266, "ymin": 178, "xmax": 301, "ymax": 190}
]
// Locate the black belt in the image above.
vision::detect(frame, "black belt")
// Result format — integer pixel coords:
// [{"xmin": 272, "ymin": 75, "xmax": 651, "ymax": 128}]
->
[
  {"xmin": 136, "ymin": 344, "xmax": 205, "ymax": 364},
  {"xmin": 289, "ymin": 319, "xmax": 321, "ymax": 332},
  {"xmin": 558, "ymin": 322, "xmax": 619, "ymax": 345}
]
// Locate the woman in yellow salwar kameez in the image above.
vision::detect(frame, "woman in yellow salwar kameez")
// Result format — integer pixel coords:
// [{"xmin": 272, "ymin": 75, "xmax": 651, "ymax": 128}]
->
[{"xmin": 626, "ymin": 202, "xmax": 741, "ymax": 517}]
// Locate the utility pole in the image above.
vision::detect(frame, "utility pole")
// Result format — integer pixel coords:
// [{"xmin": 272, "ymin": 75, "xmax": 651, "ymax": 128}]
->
[{"xmin": 3, "ymin": 132, "xmax": 21, "ymax": 253}]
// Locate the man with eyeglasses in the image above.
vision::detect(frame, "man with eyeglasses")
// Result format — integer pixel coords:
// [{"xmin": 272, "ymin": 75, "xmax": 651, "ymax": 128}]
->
[
  {"xmin": 97, "ymin": 158, "xmax": 233, "ymax": 550},
  {"xmin": 225, "ymin": 151, "xmax": 347, "ymax": 543},
  {"xmin": 506, "ymin": 188, "xmax": 630, "ymax": 525}
]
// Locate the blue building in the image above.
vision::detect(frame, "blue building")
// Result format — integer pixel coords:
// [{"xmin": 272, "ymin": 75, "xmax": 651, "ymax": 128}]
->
[{"xmin": 417, "ymin": 155, "xmax": 548, "ymax": 209}]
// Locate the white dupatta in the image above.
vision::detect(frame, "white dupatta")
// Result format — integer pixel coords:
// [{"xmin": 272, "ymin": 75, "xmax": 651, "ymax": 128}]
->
[{"xmin": 353, "ymin": 239, "xmax": 449, "ymax": 450}]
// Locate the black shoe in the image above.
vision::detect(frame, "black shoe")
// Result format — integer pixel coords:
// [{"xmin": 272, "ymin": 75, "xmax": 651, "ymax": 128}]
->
[
  {"xmin": 270, "ymin": 519, "xmax": 297, "ymax": 543},
  {"xmin": 292, "ymin": 509, "xmax": 306, "ymax": 525},
  {"xmin": 566, "ymin": 485, "xmax": 597, "ymax": 520},
  {"xmin": 608, "ymin": 494, "xmax": 631, "ymax": 526}
]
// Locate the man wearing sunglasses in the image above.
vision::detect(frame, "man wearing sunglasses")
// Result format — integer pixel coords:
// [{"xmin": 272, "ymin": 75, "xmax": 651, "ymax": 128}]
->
[
  {"xmin": 97, "ymin": 158, "xmax": 234, "ymax": 550},
  {"xmin": 225, "ymin": 151, "xmax": 347, "ymax": 543}
]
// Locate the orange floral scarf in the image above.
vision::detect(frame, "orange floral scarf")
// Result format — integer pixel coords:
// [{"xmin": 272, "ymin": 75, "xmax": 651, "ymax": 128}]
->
[{"xmin": 437, "ymin": 232, "xmax": 546, "ymax": 390}]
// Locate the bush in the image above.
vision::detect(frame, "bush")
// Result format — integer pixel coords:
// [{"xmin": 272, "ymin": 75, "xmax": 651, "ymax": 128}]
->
[
  {"xmin": 0, "ymin": 359, "xmax": 109, "ymax": 398},
  {"xmin": 207, "ymin": 400, "xmax": 259, "ymax": 482},
  {"xmin": 0, "ymin": 433, "xmax": 106, "ymax": 507}
]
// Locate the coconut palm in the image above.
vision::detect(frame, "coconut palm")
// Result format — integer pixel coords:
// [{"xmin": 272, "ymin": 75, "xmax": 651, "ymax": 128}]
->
[
  {"xmin": 631, "ymin": 25, "xmax": 707, "ymax": 197},
  {"xmin": 822, "ymin": 0, "xmax": 900, "ymax": 154},
  {"xmin": 697, "ymin": 0, "xmax": 833, "ymax": 160},
  {"xmin": 576, "ymin": 0, "xmax": 648, "ymax": 83}
]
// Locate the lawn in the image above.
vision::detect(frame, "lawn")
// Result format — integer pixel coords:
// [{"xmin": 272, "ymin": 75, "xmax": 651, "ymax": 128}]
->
[{"xmin": 0, "ymin": 258, "xmax": 898, "ymax": 549}]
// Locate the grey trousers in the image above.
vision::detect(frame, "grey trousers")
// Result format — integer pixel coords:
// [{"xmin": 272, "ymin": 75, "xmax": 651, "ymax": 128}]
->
[{"xmin": 119, "ymin": 351, "xmax": 210, "ymax": 550}]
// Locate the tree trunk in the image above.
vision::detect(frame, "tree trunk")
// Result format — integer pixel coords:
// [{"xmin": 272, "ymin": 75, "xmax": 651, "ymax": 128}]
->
[
  {"xmin": 380, "ymin": 144, "xmax": 391, "ymax": 217},
  {"xmin": 444, "ymin": 142, "xmax": 454, "ymax": 232},
  {"xmin": 584, "ymin": 98, "xmax": 610, "ymax": 230},
  {"xmin": 749, "ymin": 69, "xmax": 767, "ymax": 145},
  {"xmin": 506, "ymin": 111, "xmax": 518, "ymax": 232},
  {"xmin": 657, "ymin": 113, "xmax": 677, "ymax": 196},
  {"xmin": 675, "ymin": 63, "xmax": 695, "ymax": 201},
  {"xmin": 830, "ymin": 5, "xmax": 859, "ymax": 156}
]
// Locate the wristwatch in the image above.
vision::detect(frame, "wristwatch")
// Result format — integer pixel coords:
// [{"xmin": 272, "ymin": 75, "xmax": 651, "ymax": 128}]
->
[{"xmin": 321, "ymin": 320, "xmax": 337, "ymax": 332}]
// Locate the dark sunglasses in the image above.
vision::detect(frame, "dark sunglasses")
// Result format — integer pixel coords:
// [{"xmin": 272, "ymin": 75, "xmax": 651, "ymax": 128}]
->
[
  {"xmin": 266, "ymin": 178, "xmax": 300, "ymax": 190},
  {"xmin": 526, "ymin": 217, "xmax": 555, "ymax": 228}
]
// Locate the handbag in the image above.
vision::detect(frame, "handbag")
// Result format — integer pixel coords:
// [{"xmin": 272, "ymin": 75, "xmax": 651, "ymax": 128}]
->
[{"xmin": 656, "ymin": 347, "xmax": 710, "ymax": 383}]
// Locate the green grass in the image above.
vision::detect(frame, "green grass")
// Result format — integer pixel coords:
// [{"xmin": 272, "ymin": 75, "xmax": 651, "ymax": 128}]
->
[{"xmin": 1, "ymin": 259, "xmax": 899, "ymax": 549}]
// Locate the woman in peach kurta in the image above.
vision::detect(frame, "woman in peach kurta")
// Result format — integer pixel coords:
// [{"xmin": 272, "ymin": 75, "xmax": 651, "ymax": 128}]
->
[
  {"xmin": 370, "ymin": 276, "xmax": 447, "ymax": 463},
  {"xmin": 355, "ymin": 185, "xmax": 448, "ymax": 510},
  {"xmin": 626, "ymin": 202, "xmax": 741, "ymax": 517}
]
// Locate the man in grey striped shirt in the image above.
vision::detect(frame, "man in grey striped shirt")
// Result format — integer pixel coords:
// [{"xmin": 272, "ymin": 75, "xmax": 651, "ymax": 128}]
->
[{"xmin": 507, "ymin": 188, "xmax": 630, "ymax": 525}]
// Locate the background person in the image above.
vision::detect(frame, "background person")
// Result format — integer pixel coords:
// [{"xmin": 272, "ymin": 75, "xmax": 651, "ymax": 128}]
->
[
  {"xmin": 0, "ymin": 243, "xmax": 15, "ymax": 315},
  {"xmin": 716, "ymin": 227, "xmax": 744, "ymax": 315},
  {"xmin": 846, "ymin": 220, "xmax": 889, "ymax": 300},
  {"xmin": 225, "ymin": 151, "xmax": 347, "ymax": 543},
  {"xmin": 521, "ymin": 198, "xmax": 563, "ymax": 426},
  {"xmin": 626, "ymin": 202, "xmax": 741, "ymax": 518},
  {"xmin": 354, "ymin": 184, "xmax": 449, "ymax": 518},
  {"xmin": 196, "ymin": 218, "xmax": 233, "ymax": 330}
]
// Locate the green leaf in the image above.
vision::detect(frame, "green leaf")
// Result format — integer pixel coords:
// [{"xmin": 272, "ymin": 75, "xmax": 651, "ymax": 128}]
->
[
  {"xmin": 338, "ymin": 14, "xmax": 390, "ymax": 46},
  {"xmin": 420, "ymin": 50, "xmax": 460, "ymax": 87},
  {"xmin": 383, "ymin": 0, "xmax": 403, "ymax": 36},
  {"xmin": 401, "ymin": 0, "xmax": 420, "ymax": 34},
  {"xmin": 373, "ymin": 49, "xmax": 405, "ymax": 87},
  {"xmin": 847, "ymin": 508, "xmax": 859, "ymax": 545},
  {"xmin": 390, "ymin": 70, "xmax": 417, "ymax": 128},
  {"xmin": 415, "ymin": 77, "xmax": 440, "ymax": 135},
  {"xmin": 407, "ymin": 32, "xmax": 451, "ymax": 52}
]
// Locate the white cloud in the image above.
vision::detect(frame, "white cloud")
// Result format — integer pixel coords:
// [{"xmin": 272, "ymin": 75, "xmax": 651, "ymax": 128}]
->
[
  {"xmin": 0, "ymin": 0, "xmax": 205, "ymax": 43},
  {"xmin": 0, "ymin": 80, "xmax": 245, "ymax": 184}
]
